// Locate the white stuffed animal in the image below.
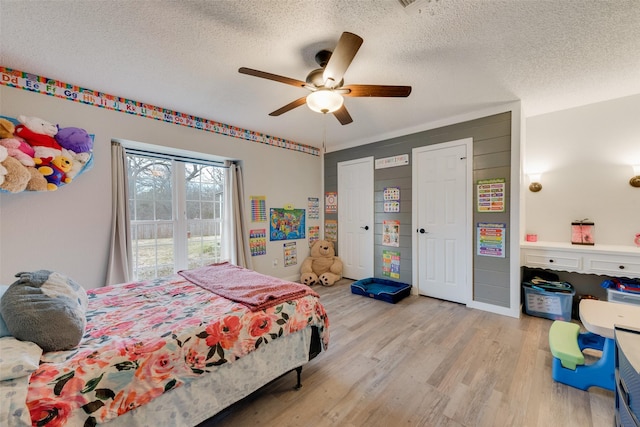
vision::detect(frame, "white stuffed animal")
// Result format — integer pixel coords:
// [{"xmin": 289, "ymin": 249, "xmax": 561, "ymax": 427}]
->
[{"xmin": 0, "ymin": 145, "xmax": 9, "ymax": 185}]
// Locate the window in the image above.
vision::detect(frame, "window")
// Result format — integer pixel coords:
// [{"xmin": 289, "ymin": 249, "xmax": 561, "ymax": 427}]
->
[{"xmin": 126, "ymin": 152, "xmax": 225, "ymax": 281}]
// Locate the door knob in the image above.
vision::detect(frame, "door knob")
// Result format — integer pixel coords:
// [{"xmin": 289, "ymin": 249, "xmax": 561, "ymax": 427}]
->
[
  {"xmin": 417, "ymin": 228, "xmax": 427, "ymax": 234},
  {"xmin": 361, "ymin": 225, "xmax": 369, "ymax": 230}
]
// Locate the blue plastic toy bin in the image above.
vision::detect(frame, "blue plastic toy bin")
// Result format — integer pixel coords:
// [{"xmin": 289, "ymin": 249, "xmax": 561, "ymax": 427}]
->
[
  {"xmin": 523, "ymin": 285, "xmax": 575, "ymax": 321},
  {"xmin": 350, "ymin": 277, "xmax": 411, "ymax": 304}
]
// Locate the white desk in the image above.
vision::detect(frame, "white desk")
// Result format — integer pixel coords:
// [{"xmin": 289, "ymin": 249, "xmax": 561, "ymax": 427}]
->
[
  {"xmin": 521, "ymin": 241, "xmax": 640, "ymax": 278},
  {"xmin": 579, "ymin": 299, "xmax": 640, "ymax": 339}
]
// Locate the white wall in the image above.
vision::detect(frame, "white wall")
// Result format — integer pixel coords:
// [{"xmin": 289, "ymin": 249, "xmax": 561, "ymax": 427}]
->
[
  {"xmin": 524, "ymin": 94, "xmax": 640, "ymax": 246},
  {"xmin": 0, "ymin": 86, "xmax": 321, "ymax": 288}
]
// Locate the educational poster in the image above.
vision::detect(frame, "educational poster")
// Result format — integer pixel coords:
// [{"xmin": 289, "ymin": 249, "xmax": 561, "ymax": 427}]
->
[
  {"xmin": 477, "ymin": 222, "xmax": 506, "ymax": 258},
  {"xmin": 249, "ymin": 229, "xmax": 267, "ymax": 256},
  {"xmin": 477, "ymin": 178, "xmax": 505, "ymax": 212},
  {"xmin": 250, "ymin": 196, "xmax": 267, "ymax": 222},
  {"xmin": 383, "ymin": 186, "xmax": 401, "ymax": 213},
  {"xmin": 308, "ymin": 226, "xmax": 320, "ymax": 247},
  {"xmin": 325, "ymin": 192, "xmax": 337, "ymax": 213},
  {"xmin": 308, "ymin": 197, "xmax": 320, "ymax": 219},
  {"xmin": 382, "ymin": 250, "xmax": 401, "ymax": 279},
  {"xmin": 325, "ymin": 220, "xmax": 338, "ymax": 242},
  {"xmin": 382, "ymin": 220, "xmax": 400, "ymax": 247},
  {"xmin": 269, "ymin": 208, "xmax": 306, "ymax": 241},
  {"xmin": 283, "ymin": 242, "xmax": 297, "ymax": 267}
]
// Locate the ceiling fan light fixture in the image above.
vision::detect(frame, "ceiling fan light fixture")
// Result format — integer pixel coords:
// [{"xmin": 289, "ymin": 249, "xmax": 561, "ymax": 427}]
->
[{"xmin": 306, "ymin": 89, "xmax": 343, "ymax": 114}]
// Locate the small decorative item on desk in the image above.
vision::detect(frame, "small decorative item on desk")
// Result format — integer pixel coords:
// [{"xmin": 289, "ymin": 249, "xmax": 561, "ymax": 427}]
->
[{"xmin": 571, "ymin": 219, "xmax": 595, "ymax": 245}]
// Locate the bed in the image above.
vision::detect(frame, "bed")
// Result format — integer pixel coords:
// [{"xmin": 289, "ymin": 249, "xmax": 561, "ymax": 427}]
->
[{"xmin": 0, "ymin": 263, "xmax": 329, "ymax": 426}]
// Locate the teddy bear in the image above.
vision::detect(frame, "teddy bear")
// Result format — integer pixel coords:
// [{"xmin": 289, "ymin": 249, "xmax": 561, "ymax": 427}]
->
[
  {"xmin": 14, "ymin": 115, "xmax": 62, "ymax": 159},
  {"xmin": 300, "ymin": 239, "xmax": 343, "ymax": 286},
  {"xmin": 25, "ymin": 166, "xmax": 48, "ymax": 191},
  {"xmin": 0, "ymin": 117, "xmax": 16, "ymax": 139},
  {"xmin": 36, "ymin": 155, "xmax": 73, "ymax": 191},
  {"xmin": 0, "ymin": 137, "xmax": 36, "ymax": 166},
  {"xmin": 0, "ymin": 154, "xmax": 30, "ymax": 193}
]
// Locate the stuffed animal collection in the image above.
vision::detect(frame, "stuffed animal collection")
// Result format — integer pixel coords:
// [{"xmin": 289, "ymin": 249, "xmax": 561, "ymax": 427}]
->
[
  {"xmin": 300, "ymin": 239, "xmax": 344, "ymax": 286},
  {"xmin": 0, "ymin": 115, "xmax": 93, "ymax": 193}
]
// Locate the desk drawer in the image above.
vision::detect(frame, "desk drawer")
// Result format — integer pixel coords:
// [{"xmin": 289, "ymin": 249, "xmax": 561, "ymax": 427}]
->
[
  {"xmin": 618, "ymin": 342, "xmax": 640, "ymax": 416},
  {"xmin": 522, "ymin": 250, "xmax": 582, "ymax": 272},
  {"xmin": 585, "ymin": 254, "xmax": 640, "ymax": 278},
  {"xmin": 617, "ymin": 390, "xmax": 640, "ymax": 427}
]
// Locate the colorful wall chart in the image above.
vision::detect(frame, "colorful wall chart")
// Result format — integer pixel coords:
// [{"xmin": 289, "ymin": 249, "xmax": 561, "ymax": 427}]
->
[
  {"xmin": 249, "ymin": 229, "xmax": 267, "ymax": 256},
  {"xmin": 308, "ymin": 226, "xmax": 320, "ymax": 247},
  {"xmin": 325, "ymin": 220, "xmax": 338, "ymax": 242},
  {"xmin": 325, "ymin": 192, "xmax": 337, "ymax": 213},
  {"xmin": 283, "ymin": 242, "xmax": 297, "ymax": 267},
  {"xmin": 383, "ymin": 187, "xmax": 401, "ymax": 213},
  {"xmin": 477, "ymin": 178, "xmax": 505, "ymax": 212},
  {"xmin": 250, "ymin": 196, "xmax": 267, "ymax": 222},
  {"xmin": 382, "ymin": 250, "xmax": 401, "ymax": 279},
  {"xmin": 382, "ymin": 220, "xmax": 400, "ymax": 247},
  {"xmin": 308, "ymin": 197, "xmax": 319, "ymax": 219},
  {"xmin": 477, "ymin": 222, "xmax": 506, "ymax": 258},
  {"xmin": 269, "ymin": 208, "xmax": 306, "ymax": 241}
]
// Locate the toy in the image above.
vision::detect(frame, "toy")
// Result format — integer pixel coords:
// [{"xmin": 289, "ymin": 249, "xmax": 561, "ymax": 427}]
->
[
  {"xmin": 300, "ymin": 239, "xmax": 343, "ymax": 286},
  {"xmin": 25, "ymin": 166, "xmax": 48, "ymax": 191},
  {"xmin": 55, "ymin": 126, "xmax": 93, "ymax": 153},
  {"xmin": 14, "ymin": 124, "xmax": 62, "ymax": 159},
  {"xmin": 0, "ymin": 146, "xmax": 8, "ymax": 186},
  {"xmin": 62, "ymin": 149, "xmax": 91, "ymax": 179},
  {"xmin": 0, "ymin": 118, "xmax": 15, "ymax": 138},
  {"xmin": 0, "ymin": 155, "xmax": 30, "ymax": 193},
  {"xmin": 17, "ymin": 115, "xmax": 58, "ymax": 137},
  {"xmin": 15, "ymin": 115, "xmax": 62, "ymax": 159},
  {"xmin": 0, "ymin": 137, "xmax": 36, "ymax": 166},
  {"xmin": 36, "ymin": 155, "xmax": 73, "ymax": 191}
]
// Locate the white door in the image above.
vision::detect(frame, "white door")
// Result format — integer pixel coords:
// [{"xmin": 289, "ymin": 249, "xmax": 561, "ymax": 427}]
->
[
  {"xmin": 412, "ymin": 139, "xmax": 471, "ymax": 303},
  {"xmin": 338, "ymin": 157, "xmax": 374, "ymax": 280}
]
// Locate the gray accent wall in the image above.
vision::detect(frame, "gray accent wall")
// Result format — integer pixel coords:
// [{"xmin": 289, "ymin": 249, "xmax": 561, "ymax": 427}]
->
[{"xmin": 324, "ymin": 112, "xmax": 512, "ymax": 308}]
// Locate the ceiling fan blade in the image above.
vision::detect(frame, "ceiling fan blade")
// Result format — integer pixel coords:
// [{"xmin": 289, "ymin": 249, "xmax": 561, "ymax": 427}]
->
[
  {"xmin": 333, "ymin": 105, "xmax": 353, "ymax": 125},
  {"xmin": 239, "ymin": 67, "xmax": 307, "ymax": 89},
  {"xmin": 269, "ymin": 96, "xmax": 308, "ymax": 116},
  {"xmin": 342, "ymin": 84, "xmax": 412, "ymax": 97},
  {"xmin": 322, "ymin": 32, "xmax": 363, "ymax": 88}
]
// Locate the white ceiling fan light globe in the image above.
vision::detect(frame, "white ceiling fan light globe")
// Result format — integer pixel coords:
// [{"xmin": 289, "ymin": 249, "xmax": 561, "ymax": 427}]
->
[{"xmin": 306, "ymin": 89, "xmax": 344, "ymax": 114}]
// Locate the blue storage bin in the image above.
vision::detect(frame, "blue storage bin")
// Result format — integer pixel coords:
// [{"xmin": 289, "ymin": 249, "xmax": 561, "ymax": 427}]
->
[{"xmin": 523, "ymin": 285, "xmax": 574, "ymax": 321}]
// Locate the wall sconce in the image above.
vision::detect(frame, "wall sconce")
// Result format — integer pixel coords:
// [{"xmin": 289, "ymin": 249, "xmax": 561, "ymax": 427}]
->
[
  {"xmin": 630, "ymin": 165, "xmax": 640, "ymax": 188},
  {"xmin": 528, "ymin": 173, "xmax": 542, "ymax": 192}
]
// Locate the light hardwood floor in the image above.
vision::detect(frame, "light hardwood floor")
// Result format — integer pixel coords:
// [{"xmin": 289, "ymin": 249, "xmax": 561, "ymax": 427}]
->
[{"xmin": 203, "ymin": 280, "xmax": 614, "ymax": 427}]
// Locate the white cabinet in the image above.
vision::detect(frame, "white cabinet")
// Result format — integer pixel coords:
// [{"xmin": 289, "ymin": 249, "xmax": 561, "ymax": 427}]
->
[{"xmin": 521, "ymin": 242, "xmax": 640, "ymax": 279}]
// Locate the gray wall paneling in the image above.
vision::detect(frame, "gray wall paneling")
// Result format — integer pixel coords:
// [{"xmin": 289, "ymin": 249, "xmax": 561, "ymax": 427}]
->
[{"xmin": 325, "ymin": 112, "xmax": 512, "ymax": 308}]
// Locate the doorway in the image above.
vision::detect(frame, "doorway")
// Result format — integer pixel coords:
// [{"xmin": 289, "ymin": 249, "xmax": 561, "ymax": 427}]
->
[
  {"xmin": 412, "ymin": 139, "xmax": 472, "ymax": 304},
  {"xmin": 337, "ymin": 157, "xmax": 374, "ymax": 280}
]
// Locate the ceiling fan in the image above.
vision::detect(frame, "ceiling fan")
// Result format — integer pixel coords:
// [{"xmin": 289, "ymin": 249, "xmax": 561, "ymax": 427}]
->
[{"xmin": 238, "ymin": 32, "xmax": 411, "ymax": 125}]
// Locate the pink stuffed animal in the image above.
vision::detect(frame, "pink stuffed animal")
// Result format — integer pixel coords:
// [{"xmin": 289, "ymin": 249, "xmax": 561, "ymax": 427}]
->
[{"xmin": 0, "ymin": 137, "xmax": 36, "ymax": 166}]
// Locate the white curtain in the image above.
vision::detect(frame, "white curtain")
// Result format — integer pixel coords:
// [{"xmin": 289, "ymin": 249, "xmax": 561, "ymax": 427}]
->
[
  {"xmin": 223, "ymin": 161, "xmax": 252, "ymax": 269},
  {"xmin": 106, "ymin": 142, "xmax": 132, "ymax": 286}
]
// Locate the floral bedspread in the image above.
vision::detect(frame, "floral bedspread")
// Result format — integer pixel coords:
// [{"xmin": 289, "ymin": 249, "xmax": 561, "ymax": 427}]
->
[{"xmin": 25, "ymin": 274, "xmax": 329, "ymax": 426}]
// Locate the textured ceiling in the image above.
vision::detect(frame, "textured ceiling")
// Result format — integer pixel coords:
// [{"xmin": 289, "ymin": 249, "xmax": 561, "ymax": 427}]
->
[{"xmin": 1, "ymin": 0, "xmax": 639, "ymax": 152}]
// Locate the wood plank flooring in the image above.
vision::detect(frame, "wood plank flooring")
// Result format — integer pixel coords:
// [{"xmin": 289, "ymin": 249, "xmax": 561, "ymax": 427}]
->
[{"xmin": 202, "ymin": 280, "xmax": 614, "ymax": 427}]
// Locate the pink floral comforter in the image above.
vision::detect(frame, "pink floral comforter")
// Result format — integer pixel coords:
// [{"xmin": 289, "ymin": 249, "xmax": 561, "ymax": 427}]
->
[{"xmin": 25, "ymin": 274, "xmax": 329, "ymax": 426}]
